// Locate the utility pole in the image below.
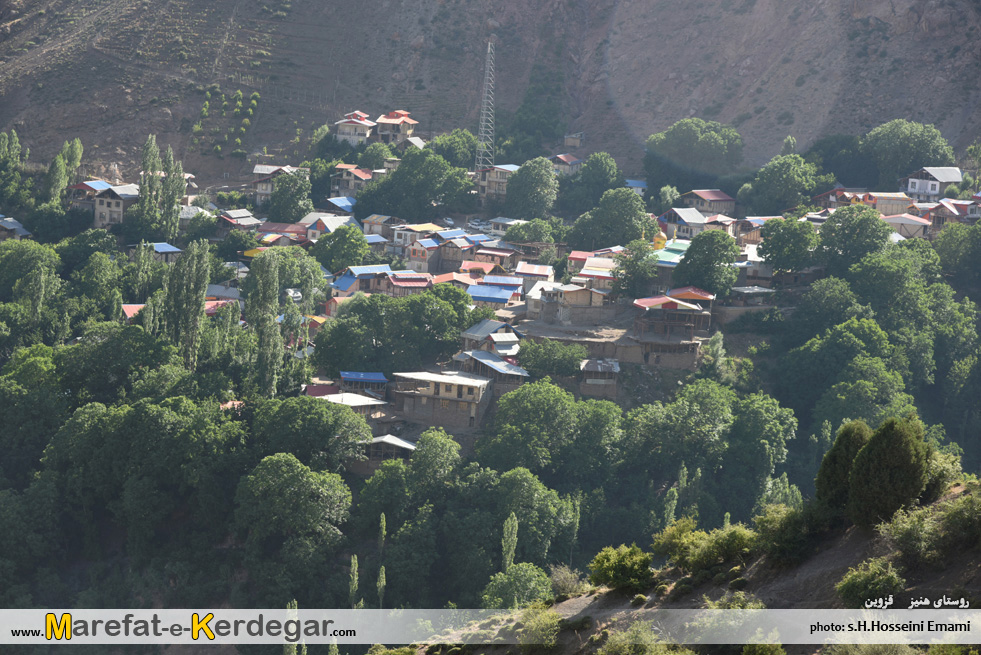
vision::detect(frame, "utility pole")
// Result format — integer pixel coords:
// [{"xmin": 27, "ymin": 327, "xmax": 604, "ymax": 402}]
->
[{"xmin": 474, "ymin": 41, "xmax": 495, "ymax": 172}]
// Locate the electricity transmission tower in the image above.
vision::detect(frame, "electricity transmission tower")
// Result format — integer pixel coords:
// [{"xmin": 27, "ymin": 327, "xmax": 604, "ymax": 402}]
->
[{"xmin": 474, "ymin": 41, "xmax": 495, "ymax": 171}]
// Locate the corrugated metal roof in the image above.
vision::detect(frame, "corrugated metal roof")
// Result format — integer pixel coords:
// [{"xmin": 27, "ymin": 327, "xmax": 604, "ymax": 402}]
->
[
  {"xmin": 322, "ymin": 393, "xmax": 387, "ymax": 407},
  {"xmin": 921, "ymin": 167, "xmax": 963, "ymax": 184},
  {"xmin": 668, "ymin": 286, "xmax": 716, "ymax": 301},
  {"xmin": 152, "ymin": 242, "xmax": 181, "ymax": 253},
  {"xmin": 393, "ymin": 371, "xmax": 491, "ymax": 386},
  {"xmin": 633, "ymin": 296, "xmax": 702, "ymax": 310},
  {"xmin": 372, "ymin": 434, "xmax": 417, "ymax": 450},
  {"xmin": 340, "ymin": 371, "xmax": 389, "ymax": 383},
  {"xmin": 436, "ymin": 229, "xmax": 466, "ymax": 239},
  {"xmin": 121, "ymin": 304, "xmax": 145, "ymax": 319},
  {"xmin": 515, "ymin": 261, "xmax": 554, "ymax": 277},
  {"xmin": 687, "ymin": 189, "xmax": 734, "ymax": 202},
  {"xmin": 348, "ymin": 264, "xmax": 393, "ymax": 276},
  {"xmin": 327, "ymin": 197, "xmax": 357, "ymax": 213},
  {"xmin": 462, "ymin": 318, "xmax": 509, "ymax": 340},
  {"xmin": 415, "ymin": 238, "xmax": 439, "ymax": 249},
  {"xmin": 581, "ymin": 358, "xmax": 620, "ymax": 373},
  {"xmin": 483, "ymin": 275, "xmax": 523, "ymax": 287},
  {"xmin": 466, "ymin": 350, "xmax": 529, "ymax": 377},
  {"xmin": 461, "ymin": 261, "xmax": 496, "ymax": 272},
  {"xmin": 475, "ymin": 248, "xmax": 516, "ymax": 257},
  {"xmin": 465, "ymin": 234, "xmax": 493, "ymax": 244},
  {"xmin": 365, "ymin": 234, "xmax": 388, "ymax": 244},
  {"xmin": 467, "ymin": 285, "xmax": 514, "ymax": 303}
]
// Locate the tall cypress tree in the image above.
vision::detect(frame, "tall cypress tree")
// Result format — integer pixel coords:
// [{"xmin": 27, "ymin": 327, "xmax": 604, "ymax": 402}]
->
[
  {"xmin": 163, "ymin": 239, "xmax": 210, "ymax": 369},
  {"xmin": 847, "ymin": 416, "xmax": 931, "ymax": 527},
  {"xmin": 501, "ymin": 512, "xmax": 518, "ymax": 572},
  {"xmin": 250, "ymin": 250, "xmax": 282, "ymax": 397},
  {"xmin": 815, "ymin": 420, "xmax": 872, "ymax": 511}
]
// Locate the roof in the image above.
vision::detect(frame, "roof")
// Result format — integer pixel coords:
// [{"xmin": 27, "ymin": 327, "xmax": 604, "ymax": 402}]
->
[
  {"xmin": 670, "ymin": 207, "xmax": 709, "ymax": 224},
  {"xmin": 393, "ymin": 371, "xmax": 491, "ymax": 387},
  {"xmin": 340, "ymin": 371, "xmax": 389, "ymax": 383},
  {"xmin": 311, "ymin": 213, "xmax": 360, "ymax": 233},
  {"xmin": 685, "ymin": 189, "xmax": 735, "ymax": 202},
  {"xmin": 489, "ymin": 332, "xmax": 520, "ymax": 344},
  {"xmin": 433, "ymin": 272, "xmax": 473, "ymax": 286},
  {"xmin": 445, "ymin": 238, "xmax": 474, "ymax": 250},
  {"xmin": 461, "ymin": 261, "xmax": 497, "ymax": 273},
  {"xmin": 397, "ymin": 222, "xmax": 443, "ymax": 233},
  {"xmin": 363, "ymin": 214, "xmax": 394, "ymax": 225},
  {"xmin": 436, "ymin": 229, "xmax": 467, "ymax": 240},
  {"xmin": 375, "ymin": 110, "xmax": 419, "ymax": 125},
  {"xmin": 321, "ymin": 393, "xmax": 387, "ymax": 408},
  {"xmin": 515, "ymin": 261, "xmax": 554, "ymax": 278},
  {"xmin": 527, "ymin": 280, "xmax": 585, "ymax": 300},
  {"xmin": 464, "ymin": 350, "xmax": 529, "ymax": 377},
  {"xmin": 0, "ymin": 217, "xmax": 30, "ymax": 237},
  {"xmin": 467, "ymin": 284, "xmax": 515, "ymax": 303},
  {"xmin": 348, "ymin": 264, "xmax": 393, "ymax": 276},
  {"xmin": 465, "ymin": 233, "xmax": 493, "ymax": 244},
  {"xmin": 551, "ymin": 153, "xmax": 583, "ymax": 165},
  {"xmin": 415, "ymin": 238, "xmax": 440, "ymax": 249},
  {"xmin": 482, "ymin": 275, "xmax": 523, "ymax": 287},
  {"xmin": 258, "ymin": 222, "xmax": 307, "ymax": 235},
  {"xmin": 108, "ymin": 184, "xmax": 140, "ymax": 199},
  {"xmin": 867, "ymin": 192, "xmax": 911, "ymax": 200},
  {"xmin": 462, "ymin": 318, "xmax": 509, "ymax": 340},
  {"xmin": 478, "ymin": 164, "xmax": 520, "ymax": 173},
  {"xmin": 581, "ymin": 358, "xmax": 620, "ymax": 373},
  {"xmin": 222, "ymin": 208, "xmax": 254, "ymax": 219},
  {"xmin": 490, "ymin": 217, "xmax": 527, "ymax": 226},
  {"xmin": 742, "ymin": 216, "xmax": 783, "ymax": 226},
  {"xmin": 121, "ymin": 304, "xmax": 145, "ymax": 319},
  {"xmin": 476, "ymin": 248, "xmax": 517, "ymax": 258},
  {"xmin": 882, "ymin": 213, "xmax": 931, "ymax": 226},
  {"xmin": 405, "ymin": 136, "xmax": 427, "ymax": 149},
  {"xmin": 568, "ymin": 250, "xmax": 594, "ymax": 262},
  {"xmin": 371, "ymin": 434, "xmax": 417, "ymax": 451},
  {"xmin": 151, "ymin": 242, "xmax": 181, "ymax": 254},
  {"xmin": 668, "ymin": 286, "xmax": 716, "ymax": 301},
  {"xmin": 365, "ymin": 234, "xmax": 388, "ymax": 244},
  {"xmin": 731, "ymin": 286, "xmax": 776, "ymax": 295},
  {"xmin": 204, "ymin": 300, "xmax": 238, "ymax": 316},
  {"xmin": 388, "ymin": 272, "xmax": 433, "ymax": 288},
  {"xmin": 633, "ymin": 295, "xmax": 703, "ymax": 311},
  {"xmin": 305, "ymin": 384, "xmax": 341, "ymax": 397},
  {"xmin": 327, "ymin": 197, "xmax": 357, "ymax": 213},
  {"xmin": 920, "ymin": 167, "xmax": 963, "ymax": 184},
  {"xmin": 625, "ymin": 179, "xmax": 648, "ymax": 189},
  {"xmin": 69, "ymin": 180, "xmax": 112, "ymax": 192}
]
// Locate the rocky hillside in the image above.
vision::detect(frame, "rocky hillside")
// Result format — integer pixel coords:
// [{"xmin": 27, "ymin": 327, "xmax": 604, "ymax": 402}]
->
[{"xmin": 1, "ymin": 0, "xmax": 979, "ymax": 186}]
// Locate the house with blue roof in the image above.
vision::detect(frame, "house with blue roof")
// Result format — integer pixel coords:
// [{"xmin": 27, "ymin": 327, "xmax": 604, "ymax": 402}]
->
[
  {"xmin": 365, "ymin": 233, "xmax": 389, "ymax": 254},
  {"xmin": 408, "ymin": 237, "xmax": 441, "ymax": 273},
  {"xmin": 128, "ymin": 242, "xmax": 183, "ymax": 264},
  {"xmin": 330, "ymin": 264, "xmax": 393, "ymax": 298},
  {"xmin": 339, "ymin": 371, "xmax": 389, "ymax": 395},
  {"xmin": 326, "ymin": 196, "xmax": 357, "ymax": 214},
  {"xmin": 434, "ymin": 229, "xmax": 467, "ymax": 242},
  {"xmin": 68, "ymin": 180, "xmax": 113, "ymax": 218},
  {"xmin": 625, "ymin": 179, "xmax": 648, "ymax": 197}
]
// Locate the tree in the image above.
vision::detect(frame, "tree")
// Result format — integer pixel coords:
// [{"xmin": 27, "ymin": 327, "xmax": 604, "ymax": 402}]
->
[
  {"xmin": 408, "ymin": 428, "xmax": 461, "ymax": 502},
  {"xmin": 815, "ymin": 420, "xmax": 872, "ymax": 511},
  {"xmin": 847, "ymin": 416, "xmax": 931, "ymax": 527},
  {"xmin": 672, "ymin": 230, "xmax": 740, "ymax": 297},
  {"xmin": 376, "ymin": 565, "xmax": 386, "ymax": 609},
  {"xmin": 358, "ymin": 143, "xmax": 394, "ymax": 171},
  {"xmin": 480, "ymin": 562, "xmax": 552, "ymax": 609},
  {"xmin": 247, "ymin": 250, "xmax": 282, "ymax": 396},
  {"xmin": 355, "ymin": 148, "xmax": 472, "ymax": 220},
  {"xmin": 559, "ymin": 152, "xmax": 625, "ymax": 215},
  {"xmin": 818, "ymin": 204, "xmax": 893, "ymax": 276},
  {"xmin": 215, "ymin": 229, "xmax": 259, "ymax": 261},
  {"xmin": 517, "ymin": 340, "xmax": 588, "ymax": 378},
  {"xmin": 650, "ymin": 185, "xmax": 681, "ymax": 215},
  {"xmin": 612, "ymin": 239, "xmax": 660, "ymax": 298},
  {"xmin": 588, "ymin": 544, "xmax": 653, "ymax": 591},
  {"xmin": 163, "ymin": 240, "xmax": 210, "ymax": 368},
  {"xmin": 349, "ymin": 554, "xmax": 360, "ymax": 608},
  {"xmin": 738, "ymin": 154, "xmax": 833, "ymax": 215},
  {"xmin": 567, "ymin": 188, "xmax": 653, "ymax": 250},
  {"xmin": 788, "ymin": 277, "xmax": 870, "ymax": 344},
  {"xmin": 780, "ymin": 135, "xmax": 797, "ymax": 156},
  {"xmin": 267, "ymin": 172, "xmax": 314, "ymax": 223},
  {"xmin": 758, "ymin": 218, "xmax": 818, "ymax": 273},
  {"xmin": 502, "ymin": 511, "xmax": 518, "ymax": 572},
  {"xmin": 427, "ymin": 129, "xmax": 477, "ymax": 169},
  {"xmin": 644, "ymin": 119, "xmax": 744, "ymax": 188},
  {"xmin": 44, "ymin": 154, "xmax": 68, "ymax": 202},
  {"xmin": 860, "ymin": 120, "xmax": 955, "ymax": 189},
  {"xmin": 505, "ymin": 157, "xmax": 559, "ymax": 219},
  {"xmin": 311, "ymin": 224, "xmax": 369, "ymax": 273},
  {"xmin": 234, "ymin": 452, "xmax": 352, "ymax": 559}
]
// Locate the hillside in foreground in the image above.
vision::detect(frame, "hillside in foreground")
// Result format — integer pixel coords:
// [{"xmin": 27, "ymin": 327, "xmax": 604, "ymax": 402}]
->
[{"xmin": 1, "ymin": 0, "xmax": 981, "ymax": 185}]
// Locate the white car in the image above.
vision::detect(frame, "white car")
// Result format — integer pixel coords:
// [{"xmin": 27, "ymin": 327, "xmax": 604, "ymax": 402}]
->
[{"xmin": 443, "ymin": 217, "xmax": 455, "ymax": 226}]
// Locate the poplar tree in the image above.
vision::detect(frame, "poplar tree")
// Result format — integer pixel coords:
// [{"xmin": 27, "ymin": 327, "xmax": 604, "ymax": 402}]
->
[
  {"xmin": 502, "ymin": 512, "xmax": 518, "ymax": 572},
  {"xmin": 378, "ymin": 513, "xmax": 386, "ymax": 553},
  {"xmin": 349, "ymin": 554, "xmax": 359, "ymax": 609},
  {"xmin": 45, "ymin": 154, "xmax": 68, "ymax": 202},
  {"xmin": 376, "ymin": 566, "xmax": 386, "ymax": 609},
  {"xmin": 249, "ymin": 250, "xmax": 282, "ymax": 397},
  {"xmin": 163, "ymin": 239, "xmax": 210, "ymax": 369},
  {"xmin": 160, "ymin": 146, "xmax": 185, "ymax": 242}
]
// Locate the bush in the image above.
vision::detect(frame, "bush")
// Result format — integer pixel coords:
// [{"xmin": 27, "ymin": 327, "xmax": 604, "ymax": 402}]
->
[
  {"xmin": 598, "ymin": 621, "xmax": 693, "ymax": 655},
  {"xmin": 654, "ymin": 584, "xmax": 669, "ymax": 597},
  {"xmin": 518, "ymin": 339, "xmax": 589, "ymax": 378},
  {"xmin": 878, "ymin": 507, "xmax": 941, "ymax": 568},
  {"xmin": 815, "ymin": 420, "xmax": 872, "ymax": 511},
  {"xmin": 517, "ymin": 603, "xmax": 561, "ymax": 652},
  {"xmin": 631, "ymin": 594, "xmax": 648, "ymax": 606},
  {"xmin": 559, "ymin": 616, "xmax": 591, "ymax": 631},
  {"xmin": 588, "ymin": 544, "xmax": 654, "ymax": 591},
  {"xmin": 549, "ymin": 564, "xmax": 589, "ymax": 597},
  {"xmin": 653, "ymin": 518, "xmax": 756, "ymax": 574},
  {"xmin": 728, "ymin": 577, "xmax": 748, "ymax": 591},
  {"xmin": 834, "ymin": 557, "xmax": 905, "ymax": 609},
  {"xmin": 937, "ymin": 493, "xmax": 981, "ymax": 552},
  {"xmin": 671, "ymin": 583, "xmax": 693, "ymax": 599},
  {"xmin": 921, "ymin": 451, "xmax": 961, "ymax": 503}
]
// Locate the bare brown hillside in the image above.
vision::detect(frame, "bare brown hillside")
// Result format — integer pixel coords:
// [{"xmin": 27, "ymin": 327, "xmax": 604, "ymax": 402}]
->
[{"xmin": 1, "ymin": 0, "xmax": 979, "ymax": 187}]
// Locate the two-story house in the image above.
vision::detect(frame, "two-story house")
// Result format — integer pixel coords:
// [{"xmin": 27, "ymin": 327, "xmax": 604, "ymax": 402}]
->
[
  {"xmin": 407, "ymin": 238, "xmax": 441, "ymax": 273},
  {"xmin": 680, "ymin": 189, "xmax": 736, "ymax": 216},
  {"xmin": 299, "ymin": 212, "xmax": 360, "ymax": 240},
  {"xmin": 899, "ymin": 167, "xmax": 963, "ymax": 202},
  {"xmin": 0, "ymin": 216, "xmax": 31, "ymax": 241},
  {"xmin": 93, "ymin": 184, "xmax": 140, "ymax": 229},
  {"xmin": 390, "ymin": 223, "xmax": 441, "ymax": 257},
  {"xmin": 659, "ymin": 207, "xmax": 708, "ymax": 239},
  {"xmin": 334, "ymin": 111, "xmax": 376, "ymax": 147},
  {"xmin": 550, "ymin": 153, "xmax": 583, "ymax": 176},
  {"xmin": 68, "ymin": 180, "xmax": 113, "ymax": 217},
  {"xmin": 476, "ymin": 165, "xmax": 519, "ymax": 205},
  {"xmin": 330, "ymin": 264, "xmax": 393, "ymax": 298},
  {"xmin": 331, "ymin": 164, "xmax": 374, "ymax": 196},
  {"xmin": 374, "ymin": 110, "xmax": 418, "ymax": 145},
  {"xmin": 363, "ymin": 214, "xmax": 405, "ymax": 240},
  {"xmin": 391, "ymin": 371, "xmax": 493, "ymax": 429},
  {"xmin": 864, "ymin": 191, "xmax": 912, "ymax": 217},
  {"xmin": 252, "ymin": 165, "xmax": 310, "ymax": 205}
]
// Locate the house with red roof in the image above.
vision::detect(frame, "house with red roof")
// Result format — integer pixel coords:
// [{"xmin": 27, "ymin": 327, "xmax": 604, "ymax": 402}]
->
[
  {"xmin": 374, "ymin": 110, "xmax": 418, "ymax": 145},
  {"xmin": 550, "ymin": 153, "xmax": 583, "ymax": 176},
  {"xmin": 334, "ymin": 111, "xmax": 376, "ymax": 147},
  {"xmin": 383, "ymin": 271, "xmax": 433, "ymax": 297},
  {"xmin": 331, "ymin": 164, "xmax": 375, "ymax": 196},
  {"xmin": 680, "ymin": 189, "xmax": 736, "ymax": 216}
]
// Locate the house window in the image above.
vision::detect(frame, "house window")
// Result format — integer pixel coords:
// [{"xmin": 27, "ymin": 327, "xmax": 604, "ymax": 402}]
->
[
  {"xmin": 467, "ymin": 387, "xmax": 474, "ymax": 395},
  {"xmin": 930, "ymin": 183, "xmax": 938, "ymax": 191},
  {"xmin": 99, "ymin": 212, "xmax": 106, "ymax": 219},
  {"xmin": 458, "ymin": 401, "xmax": 468, "ymax": 411},
  {"xmin": 909, "ymin": 180, "xmax": 917, "ymax": 190},
  {"xmin": 99, "ymin": 199, "xmax": 105, "ymax": 206},
  {"xmin": 115, "ymin": 201, "xmax": 121, "ymax": 208},
  {"xmin": 444, "ymin": 384, "xmax": 452, "ymax": 392},
  {"xmin": 440, "ymin": 399, "xmax": 450, "ymax": 409}
]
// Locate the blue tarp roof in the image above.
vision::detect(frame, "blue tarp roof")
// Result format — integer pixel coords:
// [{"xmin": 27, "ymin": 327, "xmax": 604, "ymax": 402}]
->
[
  {"xmin": 436, "ymin": 229, "xmax": 466, "ymax": 240},
  {"xmin": 85, "ymin": 180, "xmax": 113, "ymax": 190},
  {"xmin": 365, "ymin": 234, "xmax": 388, "ymax": 244},
  {"xmin": 483, "ymin": 275, "xmax": 523, "ymax": 287},
  {"xmin": 467, "ymin": 285, "xmax": 514, "ymax": 303},
  {"xmin": 327, "ymin": 196, "xmax": 356, "ymax": 213},
  {"xmin": 416, "ymin": 238, "xmax": 439, "ymax": 248},
  {"xmin": 625, "ymin": 179, "xmax": 648, "ymax": 189},
  {"xmin": 331, "ymin": 273, "xmax": 358, "ymax": 291},
  {"xmin": 340, "ymin": 371, "xmax": 388, "ymax": 383},
  {"xmin": 465, "ymin": 234, "xmax": 493, "ymax": 244},
  {"xmin": 152, "ymin": 243, "xmax": 182, "ymax": 253}
]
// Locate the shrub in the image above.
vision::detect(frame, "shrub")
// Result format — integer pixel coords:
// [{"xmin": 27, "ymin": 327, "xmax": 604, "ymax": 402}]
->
[
  {"xmin": 835, "ymin": 557, "xmax": 905, "ymax": 609},
  {"xmin": 848, "ymin": 417, "xmax": 931, "ymax": 527},
  {"xmin": 598, "ymin": 621, "xmax": 693, "ymax": 655},
  {"xmin": 937, "ymin": 493, "xmax": 981, "ymax": 552},
  {"xmin": 920, "ymin": 451, "xmax": 961, "ymax": 503},
  {"xmin": 654, "ymin": 519, "xmax": 757, "ymax": 574},
  {"xmin": 728, "ymin": 577, "xmax": 748, "ymax": 591},
  {"xmin": 878, "ymin": 507, "xmax": 941, "ymax": 568},
  {"xmin": 549, "ymin": 564, "xmax": 588, "ymax": 597},
  {"xmin": 631, "ymin": 594, "xmax": 648, "ymax": 606},
  {"xmin": 671, "ymin": 583, "xmax": 693, "ymax": 599},
  {"xmin": 588, "ymin": 544, "xmax": 654, "ymax": 591},
  {"xmin": 559, "ymin": 616, "xmax": 591, "ymax": 631},
  {"xmin": 517, "ymin": 603, "xmax": 561, "ymax": 652},
  {"xmin": 654, "ymin": 584, "xmax": 669, "ymax": 597},
  {"xmin": 815, "ymin": 420, "xmax": 872, "ymax": 511}
]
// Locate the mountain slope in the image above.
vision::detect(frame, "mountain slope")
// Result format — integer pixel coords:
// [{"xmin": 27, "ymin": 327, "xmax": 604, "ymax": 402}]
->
[{"xmin": 1, "ymin": 0, "xmax": 979, "ymax": 186}]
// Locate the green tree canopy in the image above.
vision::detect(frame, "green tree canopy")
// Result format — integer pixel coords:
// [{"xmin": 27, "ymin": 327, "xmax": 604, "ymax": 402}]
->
[
  {"xmin": 860, "ymin": 120, "xmax": 955, "ymax": 189},
  {"xmin": 310, "ymin": 224, "xmax": 369, "ymax": 273},
  {"xmin": 358, "ymin": 143, "xmax": 395, "ymax": 171},
  {"xmin": 738, "ymin": 154, "xmax": 834, "ymax": 216},
  {"xmin": 818, "ymin": 204, "xmax": 893, "ymax": 276},
  {"xmin": 815, "ymin": 420, "xmax": 872, "ymax": 511},
  {"xmin": 567, "ymin": 188, "xmax": 653, "ymax": 250},
  {"xmin": 671, "ymin": 230, "xmax": 740, "ymax": 297},
  {"xmin": 644, "ymin": 119, "xmax": 744, "ymax": 188},
  {"xmin": 505, "ymin": 157, "xmax": 559, "ymax": 219},
  {"xmin": 612, "ymin": 239, "xmax": 660, "ymax": 299},
  {"xmin": 355, "ymin": 148, "xmax": 473, "ymax": 220},
  {"xmin": 480, "ymin": 562, "xmax": 551, "ymax": 609},
  {"xmin": 517, "ymin": 339, "xmax": 588, "ymax": 378},
  {"xmin": 559, "ymin": 152, "xmax": 625, "ymax": 215},
  {"xmin": 427, "ymin": 129, "xmax": 477, "ymax": 169},
  {"xmin": 758, "ymin": 218, "xmax": 818, "ymax": 273},
  {"xmin": 266, "ymin": 172, "xmax": 314, "ymax": 224}
]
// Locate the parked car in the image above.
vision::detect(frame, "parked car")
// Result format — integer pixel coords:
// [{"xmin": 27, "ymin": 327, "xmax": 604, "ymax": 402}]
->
[{"xmin": 442, "ymin": 217, "xmax": 455, "ymax": 226}]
